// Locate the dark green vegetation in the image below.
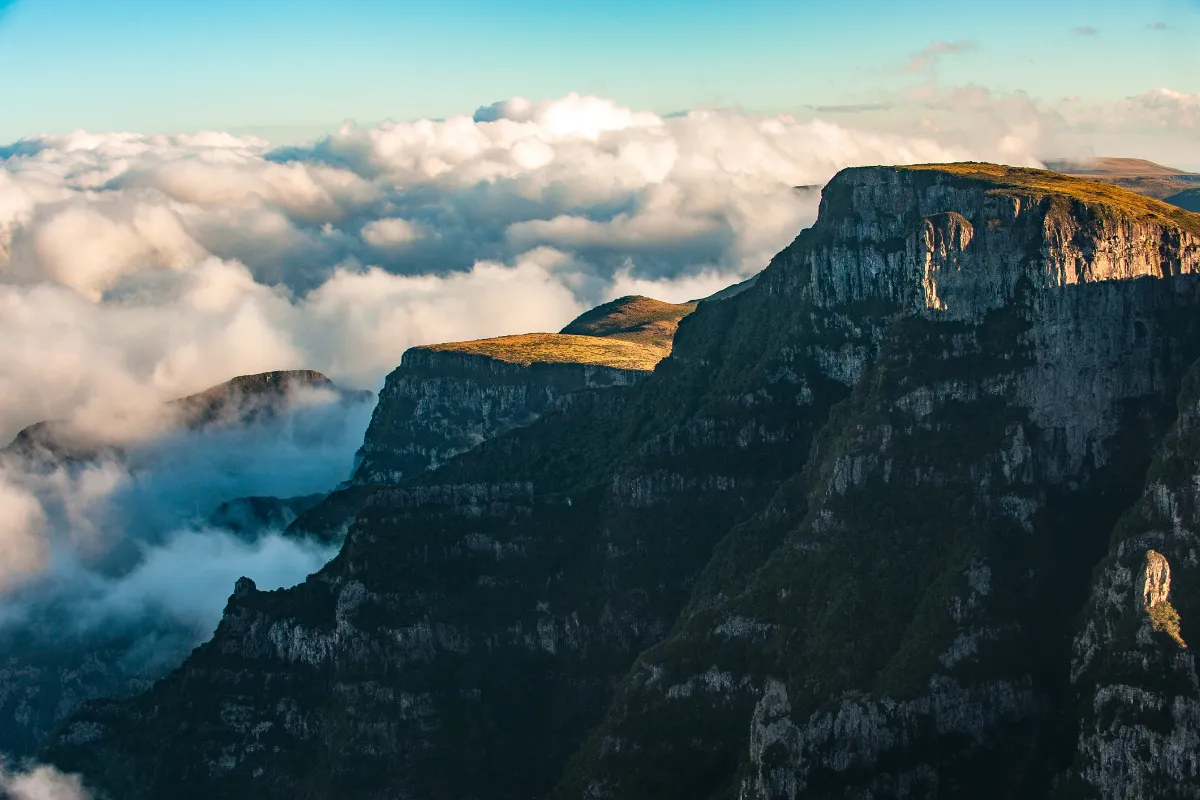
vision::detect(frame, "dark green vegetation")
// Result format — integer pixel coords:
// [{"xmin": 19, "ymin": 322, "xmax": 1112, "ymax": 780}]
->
[
  {"xmin": 45, "ymin": 164, "xmax": 1200, "ymax": 799},
  {"xmin": 1167, "ymin": 188, "xmax": 1200, "ymax": 213}
]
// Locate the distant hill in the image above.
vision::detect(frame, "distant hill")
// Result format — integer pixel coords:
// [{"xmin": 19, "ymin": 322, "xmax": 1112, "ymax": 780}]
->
[
  {"xmin": 422, "ymin": 294, "xmax": 699, "ymax": 372},
  {"xmin": 3, "ymin": 370, "xmax": 366, "ymax": 462},
  {"xmin": 1043, "ymin": 157, "xmax": 1193, "ymax": 177},
  {"xmin": 1044, "ymin": 156, "xmax": 1200, "ymax": 206},
  {"xmin": 559, "ymin": 295, "xmax": 698, "ymax": 351}
]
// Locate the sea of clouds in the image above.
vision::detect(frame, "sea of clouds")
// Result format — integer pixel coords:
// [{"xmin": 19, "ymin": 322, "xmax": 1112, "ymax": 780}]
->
[{"xmin": 0, "ymin": 94, "xmax": 1054, "ymax": 775}]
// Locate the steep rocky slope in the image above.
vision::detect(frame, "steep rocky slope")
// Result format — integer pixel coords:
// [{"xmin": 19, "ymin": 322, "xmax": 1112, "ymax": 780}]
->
[
  {"xmin": 347, "ymin": 296, "xmax": 693, "ymax": 488},
  {"xmin": 0, "ymin": 371, "xmax": 367, "ymax": 759},
  {"xmin": 46, "ymin": 164, "xmax": 1200, "ymax": 799},
  {"xmin": 1067, "ymin": 364, "xmax": 1200, "ymax": 798}
]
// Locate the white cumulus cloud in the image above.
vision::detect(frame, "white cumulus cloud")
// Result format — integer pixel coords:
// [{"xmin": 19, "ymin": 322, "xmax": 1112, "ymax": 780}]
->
[{"xmin": 0, "ymin": 94, "xmax": 1039, "ymax": 443}]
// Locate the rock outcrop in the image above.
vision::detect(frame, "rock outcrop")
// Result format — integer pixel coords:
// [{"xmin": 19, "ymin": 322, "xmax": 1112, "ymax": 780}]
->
[{"xmin": 45, "ymin": 164, "xmax": 1200, "ymax": 799}]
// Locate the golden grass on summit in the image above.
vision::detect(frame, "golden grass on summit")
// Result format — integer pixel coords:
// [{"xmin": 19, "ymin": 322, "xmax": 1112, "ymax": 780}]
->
[
  {"xmin": 420, "ymin": 333, "xmax": 665, "ymax": 371},
  {"xmin": 560, "ymin": 296, "xmax": 698, "ymax": 350},
  {"xmin": 903, "ymin": 163, "xmax": 1200, "ymax": 238}
]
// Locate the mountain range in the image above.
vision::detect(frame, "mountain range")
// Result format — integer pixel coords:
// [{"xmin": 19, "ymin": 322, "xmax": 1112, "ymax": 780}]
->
[{"xmin": 25, "ymin": 161, "xmax": 1200, "ymax": 799}]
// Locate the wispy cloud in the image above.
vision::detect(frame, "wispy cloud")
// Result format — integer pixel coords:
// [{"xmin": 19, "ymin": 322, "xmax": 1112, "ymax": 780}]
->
[
  {"xmin": 904, "ymin": 40, "xmax": 975, "ymax": 73},
  {"xmin": 810, "ymin": 103, "xmax": 894, "ymax": 113},
  {"xmin": 1073, "ymin": 25, "xmax": 1100, "ymax": 36},
  {"xmin": 1147, "ymin": 21, "xmax": 1170, "ymax": 30}
]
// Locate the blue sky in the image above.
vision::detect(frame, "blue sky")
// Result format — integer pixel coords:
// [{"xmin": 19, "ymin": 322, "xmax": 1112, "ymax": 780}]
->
[{"xmin": 0, "ymin": 0, "xmax": 1197, "ymax": 144}]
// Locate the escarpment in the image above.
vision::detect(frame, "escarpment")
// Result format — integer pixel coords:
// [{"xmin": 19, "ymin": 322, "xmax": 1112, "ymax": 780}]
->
[
  {"xmin": 348, "ymin": 342, "xmax": 648, "ymax": 486},
  {"xmin": 291, "ymin": 298, "xmax": 694, "ymax": 538},
  {"xmin": 46, "ymin": 164, "xmax": 1200, "ymax": 799}
]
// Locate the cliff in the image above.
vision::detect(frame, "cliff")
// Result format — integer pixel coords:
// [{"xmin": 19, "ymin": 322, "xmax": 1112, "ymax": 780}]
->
[
  {"xmin": 45, "ymin": 164, "xmax": 1200, "ymax": 799},
  {"xmin": 345, "ymin": 297, "xmax": 693, "ymax": 489}
]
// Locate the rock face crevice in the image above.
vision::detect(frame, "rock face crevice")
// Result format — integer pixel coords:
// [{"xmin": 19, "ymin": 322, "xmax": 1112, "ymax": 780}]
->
[{"xmin": 44, "ymin": 164, "xmax": 1200, "ymax": 800}]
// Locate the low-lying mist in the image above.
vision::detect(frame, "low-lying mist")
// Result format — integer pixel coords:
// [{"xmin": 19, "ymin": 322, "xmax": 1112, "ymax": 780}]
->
[{"xmin": 0, "ymin": 386, "xmax": 372, "ymax": 758}]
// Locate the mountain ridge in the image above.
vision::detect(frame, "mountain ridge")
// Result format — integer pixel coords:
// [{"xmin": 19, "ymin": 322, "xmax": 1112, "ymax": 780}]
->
[
  {"xmin": 2, "ymin": 369, "xmax": 363, "ymax": 463},
  {"xmin": 44, "ymin": 163, "xmax": 1200, "ymax": 799}
]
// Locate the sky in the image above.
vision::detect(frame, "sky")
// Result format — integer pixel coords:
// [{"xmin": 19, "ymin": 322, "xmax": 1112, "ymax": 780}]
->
[{"xmin": 0, "ymin": 0, "xmax": 1197, "ymax": 163}]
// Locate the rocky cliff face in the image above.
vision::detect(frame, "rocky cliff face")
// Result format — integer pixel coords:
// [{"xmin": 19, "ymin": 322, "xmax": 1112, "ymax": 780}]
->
[
  {"xmin": 349, "ymin": 296, "xmax": 694, "ymax": 487},
  {"xmin": 350, "ymin": 348, "xmax": 646, "ymax": 485},
  {"xmin": 282, "ymin": 299, "xmax": 692, "ymax": 540},
  {"xmin": 46, "ymin": 164, "xmax": 1200, "ymax": 799},
  {"xmin": 1068, "ymin": 364, "xmax": 1200, "ymax": 799}
]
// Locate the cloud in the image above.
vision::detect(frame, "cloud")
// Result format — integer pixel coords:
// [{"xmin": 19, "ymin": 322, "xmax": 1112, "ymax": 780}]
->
[
  {"xmin": 0, "ymin": 762, "xmax": 90, "ymax": 800},
  {"xmin": 1120, "ymin": 88, "xmax": 1200, "ymax": 130},
  {"xmin": 0, "ymin": 94, "xmax": 1043, "ymax": 445},
  {"xmin": 0, "ymin": 387, "xmax": 364, "ymax": 757},
  {"xmin": 1073, "ymin": 26, "xmax": 1099, "ymax": 36},
  {"xmin": 904, "ymin": 40, "xmax": 975, "ymax": 73},
  {"xmin": 0, "ymin": 386, "xmax": 369, "ymax": 600},
  {"xmin": 0, "ymin": 478, "xmax": 47, "ymax": 593},
  {"xmin": 810, "ymin": 103, "xmax": 894, "ymax": 114},
  {"xmin": 1147, "ymin": 21, "xmax": 1170, "ymax": 30},
  {"xmin": 361, "ymin": 217, "xmax": 423, "ymax": 248}
]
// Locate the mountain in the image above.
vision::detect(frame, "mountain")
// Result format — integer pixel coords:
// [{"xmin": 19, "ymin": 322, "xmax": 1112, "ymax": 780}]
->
[
  {"xmin": 46, "ymin": 163, "xmax": 1200, "ymax": 799},
  {"xmin": 558, "ymin": 295, "xmax": 699, "ymax": 352},
  {"xmin": 3, "ymin": 370, "xmax": 361, "ymax": 463},
  {"xmin": 206, "ymin": 494, "xmax": 327, "ymax": 536},
  {"xmin": 1044, "ymin": 157, "xmax": 1200, "ymax": 208},
  {"xmin": 0, "ymin": 371, "xmax": 369, "ymax": 760},
  {"xmin": 1043, "ymin": 157, "xmax": 1193, "ymax": 177},
  {"xmin": 289, "ymin": 297, "xmax": 695, "ymax": 539}
]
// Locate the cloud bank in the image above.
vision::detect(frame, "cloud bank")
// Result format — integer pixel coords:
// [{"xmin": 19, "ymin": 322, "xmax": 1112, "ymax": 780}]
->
[
  {"xmin": 0, "ymin": 386, "xmax": 367, "ymax": 759},
  {"xmin": 0, "ymin": 761, "xmax": 90, "ymax": 800},
  {"xmin": 0, "ymin": 94, "xmax": 1051, "ymax": 444}
]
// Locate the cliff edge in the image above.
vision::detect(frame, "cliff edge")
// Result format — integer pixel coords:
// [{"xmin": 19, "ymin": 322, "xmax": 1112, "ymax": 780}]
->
[{"xmin": 45, "ymin": 164, "xmax": 1200, "ymax": 800}]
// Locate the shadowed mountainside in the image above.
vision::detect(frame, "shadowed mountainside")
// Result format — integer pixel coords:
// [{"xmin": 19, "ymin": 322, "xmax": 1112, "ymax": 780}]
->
[{"xmin": 45, "ymin": 163, "xmax": 1200, "ymax": 800}]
